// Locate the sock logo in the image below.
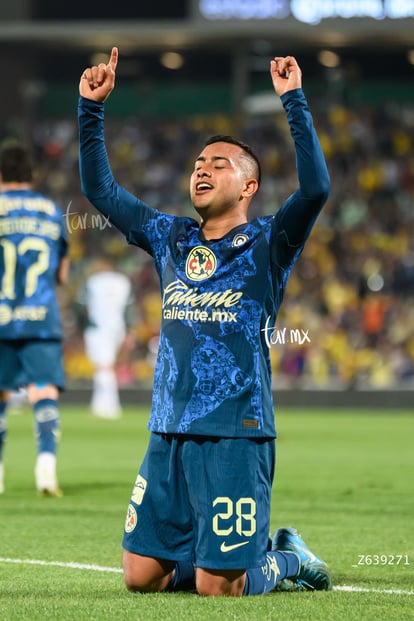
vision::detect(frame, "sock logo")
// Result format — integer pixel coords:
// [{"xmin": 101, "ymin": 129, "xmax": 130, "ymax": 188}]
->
[
  {"xmin": 35, "ymin": 406, "xmax": 58, "ymax": 423},
  {"xmin": 263, "ymin": 554, "xmax": 281, "ymax": 585}
]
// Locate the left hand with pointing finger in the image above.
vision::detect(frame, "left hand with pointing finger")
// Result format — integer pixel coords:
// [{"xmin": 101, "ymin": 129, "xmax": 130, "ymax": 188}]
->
[{"xmin": 79, "ymin": 46, "xmax": 119, "ymax": 103}]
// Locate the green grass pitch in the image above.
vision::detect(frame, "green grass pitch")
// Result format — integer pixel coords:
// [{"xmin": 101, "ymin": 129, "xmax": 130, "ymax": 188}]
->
[{"xmin": 0, "ymin": 404, "xmax": 413, "ymax": 620}]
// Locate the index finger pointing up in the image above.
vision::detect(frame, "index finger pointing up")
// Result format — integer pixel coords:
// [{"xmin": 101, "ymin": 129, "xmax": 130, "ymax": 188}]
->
[{"xmin": 108, "ymin": 47, "xmax": 118, "ymax": 72}]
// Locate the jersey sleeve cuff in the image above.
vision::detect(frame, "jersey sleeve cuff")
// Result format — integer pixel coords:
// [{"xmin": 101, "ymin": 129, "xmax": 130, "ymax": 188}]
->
[
  {"xmin": 280, "ymin": 88, "xmax": 306, "ymax": 107},
  {"xmin": 78, "ymin": 96, "xmax": 105, "ymax": 113}
]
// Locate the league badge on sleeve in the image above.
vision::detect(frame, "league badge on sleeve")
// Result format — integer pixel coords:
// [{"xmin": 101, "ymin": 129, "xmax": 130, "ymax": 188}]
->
[{"xmin": 125, "ymin": 503, "xmax": 138, "ymax": 533}]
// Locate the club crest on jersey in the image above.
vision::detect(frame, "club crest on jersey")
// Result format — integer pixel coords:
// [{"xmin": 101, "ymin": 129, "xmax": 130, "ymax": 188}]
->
[{"xmin": 185, "ymin": 246, "xmax": 217, "ymax": 281}]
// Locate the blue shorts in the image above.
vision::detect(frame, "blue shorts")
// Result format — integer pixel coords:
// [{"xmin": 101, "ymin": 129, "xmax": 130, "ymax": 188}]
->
[
  {"xmin": 122, "ymin": 432, "xmax": 275, "ymax": 570},
  {"xmin": 0, "ymin": 339, "xmax": 65, "ymax": 390}
]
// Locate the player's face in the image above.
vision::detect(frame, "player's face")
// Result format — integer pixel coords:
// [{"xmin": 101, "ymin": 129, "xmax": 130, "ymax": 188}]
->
[{"xmin": 190, "ymin": 142, "xmax": 248, "ymax": 215}]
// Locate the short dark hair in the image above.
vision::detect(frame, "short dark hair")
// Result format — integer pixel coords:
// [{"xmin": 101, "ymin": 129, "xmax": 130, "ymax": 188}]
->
[
  {"xmin": 204, "ymin": 135, "xmax": 262, "ymax": 187},
  {"xmin": 0, "ymin": 143, "xmax": 33, "ymax": 183}
]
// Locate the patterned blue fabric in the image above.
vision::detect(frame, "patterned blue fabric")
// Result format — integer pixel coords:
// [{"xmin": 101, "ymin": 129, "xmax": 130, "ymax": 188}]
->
[
  {"xmin": 78, "ymin": 88, "xmax": 329, "ymax": 438},
  {"xmin": 0, "ymin": 190, "xmax": 67, "ymax": 339}
]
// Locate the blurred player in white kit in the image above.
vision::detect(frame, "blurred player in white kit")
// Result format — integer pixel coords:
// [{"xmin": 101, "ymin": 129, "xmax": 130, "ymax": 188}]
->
[{"xmin": 81, "ymin": 258, "xmax": 133, "ymax": 419}]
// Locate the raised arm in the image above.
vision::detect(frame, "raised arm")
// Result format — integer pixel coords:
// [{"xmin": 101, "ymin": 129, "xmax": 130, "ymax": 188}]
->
[
  {"xmin": 78, "ymin": 48, "xmax": 154, "ymax": 245},
  {"xmin": 270, "ymin": 56, "xmax": 330, "ymax": 248}
]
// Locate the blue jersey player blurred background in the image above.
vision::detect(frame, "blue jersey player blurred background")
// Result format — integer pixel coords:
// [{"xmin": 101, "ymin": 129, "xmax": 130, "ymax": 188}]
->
[
  {"xmin": 79, "ymin": 48, "xmax": 332, "ymax": 596},
  {"xmin": 0, "ymin": 143, "xmax": 69, "ymax": 496}
]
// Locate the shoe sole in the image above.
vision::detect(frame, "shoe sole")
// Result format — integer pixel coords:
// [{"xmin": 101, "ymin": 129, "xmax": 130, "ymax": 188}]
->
[{"xmin": 38, "ymin": 488, "xmax": 63, "ymax": 498}]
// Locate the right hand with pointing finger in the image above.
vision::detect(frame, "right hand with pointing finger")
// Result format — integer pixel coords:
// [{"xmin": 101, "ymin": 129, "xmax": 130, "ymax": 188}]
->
[{"xmin": 79, "ymin": 47, "xmax": 118, "ymax": 102}]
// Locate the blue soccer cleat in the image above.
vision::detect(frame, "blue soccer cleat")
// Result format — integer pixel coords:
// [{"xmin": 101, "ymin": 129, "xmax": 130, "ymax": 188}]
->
[{"xmin": 272, "ymin": 527, "xmax": 332, "ymax": 591}]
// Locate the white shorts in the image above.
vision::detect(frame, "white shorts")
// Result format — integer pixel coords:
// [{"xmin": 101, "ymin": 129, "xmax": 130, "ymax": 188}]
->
[{"xmin": 84, "ymin": 327, "xmax": 125, "ymax": 367}]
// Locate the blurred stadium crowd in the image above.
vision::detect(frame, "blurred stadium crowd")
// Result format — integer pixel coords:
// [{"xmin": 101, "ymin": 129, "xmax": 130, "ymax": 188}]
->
[{"xmin": 18, "ymin": 94, "xmax": 414, "ymax": 391}]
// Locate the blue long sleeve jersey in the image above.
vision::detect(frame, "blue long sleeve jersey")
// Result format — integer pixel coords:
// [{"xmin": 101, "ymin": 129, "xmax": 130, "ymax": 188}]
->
[{"xmin": 78, "ymin": 88, "xmax": 330, "ymax": 438}]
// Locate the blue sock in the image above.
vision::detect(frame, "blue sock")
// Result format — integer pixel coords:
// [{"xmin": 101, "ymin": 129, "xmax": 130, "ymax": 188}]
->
[
  {"xmin": 0, "ymin": 402, "xmax": 7, "ymax": 462},
  {"xmin": 243, "ymin": 551, "xmax": 299, "ymax": 595},
  {"xmin": 33, "ymin": 399, "xmax": 60, "ymax": 454},
  {"xmin": 167, "ymin": 561, "xmax": 196, "ymax": 592}
]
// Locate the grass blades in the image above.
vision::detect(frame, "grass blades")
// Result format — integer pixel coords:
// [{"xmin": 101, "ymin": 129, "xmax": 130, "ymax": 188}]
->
[{"xmin": 0, "ymin": 404, "xmax": 413, "ymax": 620}]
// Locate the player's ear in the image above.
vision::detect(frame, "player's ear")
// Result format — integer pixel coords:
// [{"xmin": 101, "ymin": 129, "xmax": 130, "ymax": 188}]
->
[{"xmin": 242, "ymin": 178, "xmax": 259, "ymax": 198}]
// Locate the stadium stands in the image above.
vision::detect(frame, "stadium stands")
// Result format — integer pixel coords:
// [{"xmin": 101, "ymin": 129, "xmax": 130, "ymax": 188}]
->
[{"xmin": 23, "ymin": 95, "xmax": 414, "ymax": 391}]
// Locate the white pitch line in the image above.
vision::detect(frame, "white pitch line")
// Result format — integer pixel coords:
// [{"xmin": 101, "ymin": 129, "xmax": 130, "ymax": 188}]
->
[
  {"xmin": 333, "ymin": 585, "xmax": 414, "ymax": 596},
  {"xmin": 0, "ymin": 557, "xmax": 122, "ymax": 573},
  {"xmin": 0, "ymin": 558, "xmax": 413, "ymax": 596}
]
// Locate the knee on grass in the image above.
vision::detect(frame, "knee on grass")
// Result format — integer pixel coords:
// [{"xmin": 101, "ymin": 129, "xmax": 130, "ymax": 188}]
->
[{"xmin": 196, "ymin": 569, "xmax": 246, "ymax": 597}]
